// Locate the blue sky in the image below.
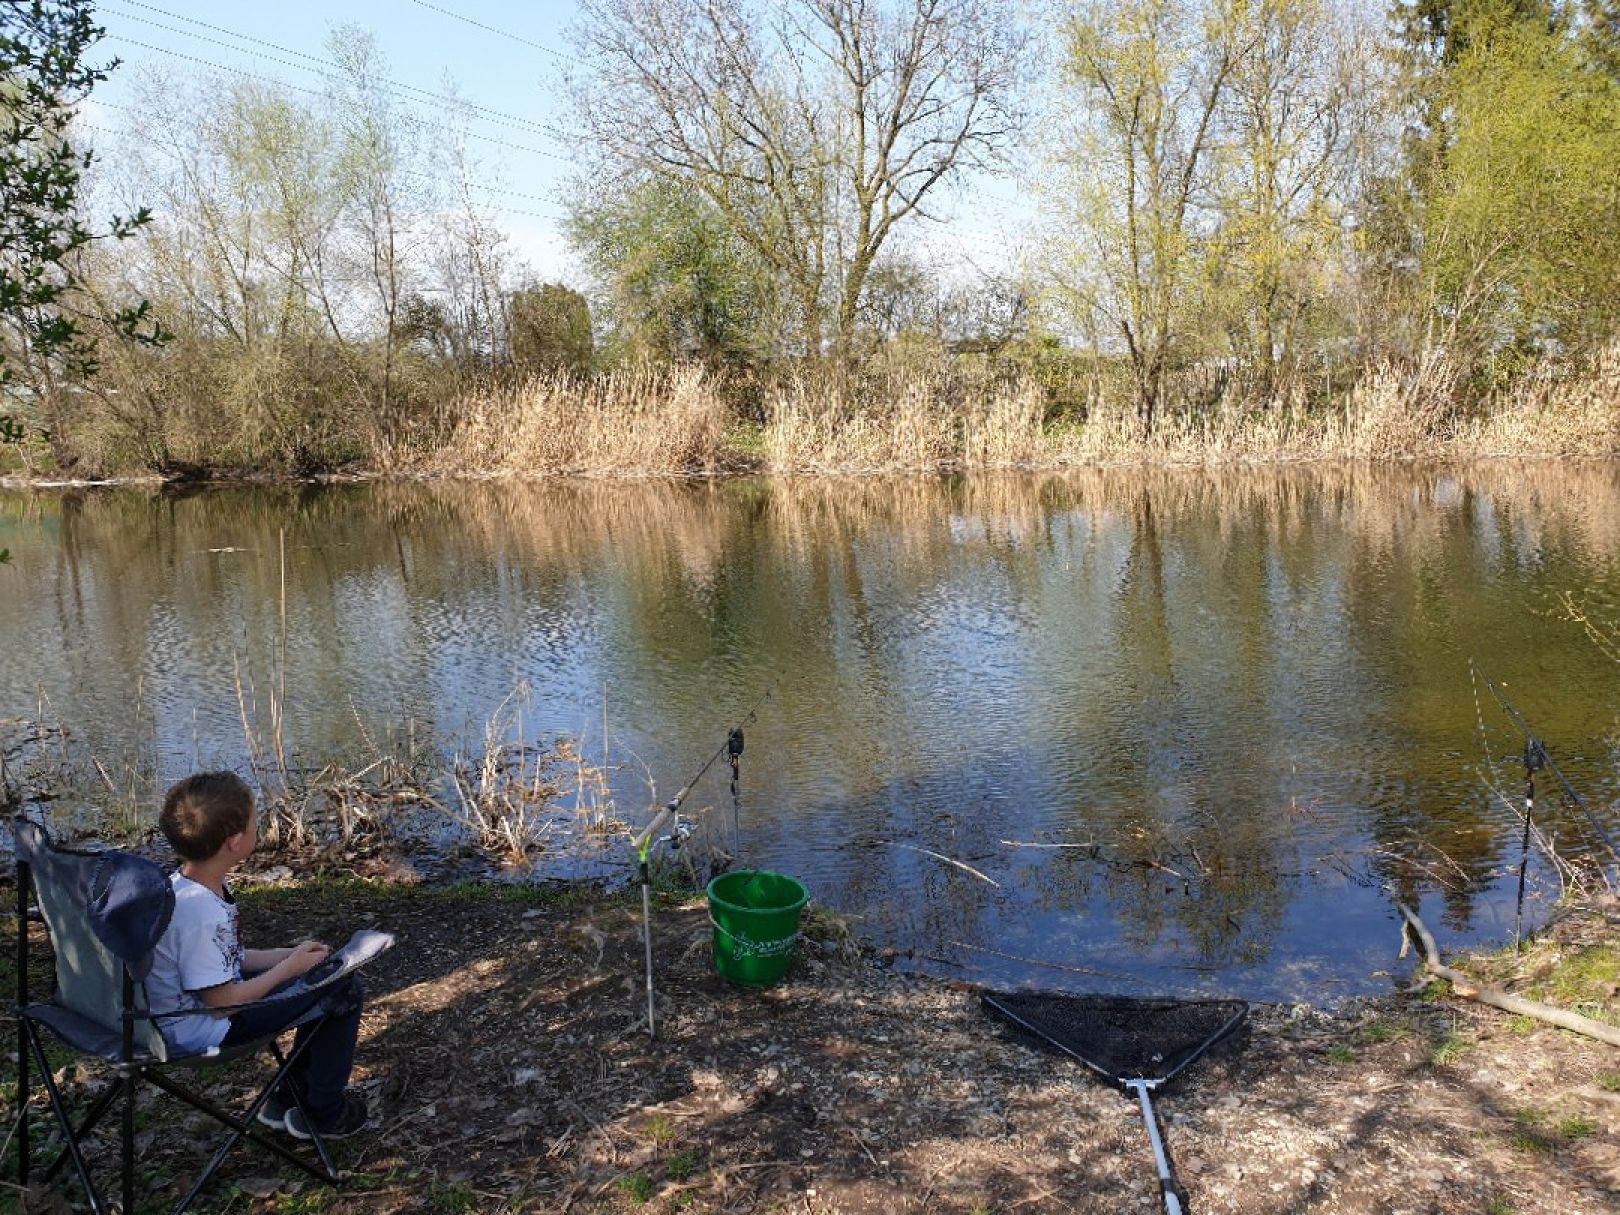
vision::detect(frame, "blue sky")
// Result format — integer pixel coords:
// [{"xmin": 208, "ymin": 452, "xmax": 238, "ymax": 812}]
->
[{"xmin": 84, "ymin": 0, "xmax": 1029, "ymax": 287}]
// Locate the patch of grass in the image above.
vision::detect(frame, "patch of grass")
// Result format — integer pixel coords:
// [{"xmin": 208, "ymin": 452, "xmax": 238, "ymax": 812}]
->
[
  {"xmin": 1359, "ymin": 1017, "xmax": 1409, "ymax": 1044},
  {"xmin": 666, "ymin": 1147, "xmax": 702, "ymax": 1180},
  {"xmin": 428, "ymin": 1180, "xmax": 479, "ymax": 1214},
  {"xmin": 1558, "ymin": 1114, "xmax": 1599, "ymax": 1139},
  {"xmin": 1485, "ymin": 1196, "xmax": 1518, "ymax": 1215},
  {"xmin": 1325, "ymin": 1044, "xmax": 1357, "ymax": 1063},
  {"xmin": 1416, "ymin": 978, "xmax": 1451, "ymax": 1002},
  {"xmin": 616, "ymin": 1171, "xmax": 655, "ymax": 1205},
  {"xmin": 271, "ymin": 1186, "xmax": 336, "ymax": 1213},
  {"xmin": 1596, "ymin": 1071, "xmax": 1620, "ymax": 1093},
  {"xmin": 1428, "ymin": 1029, "xmax": 1470, "ymax": 1067},
  {"xmin": 1512, "ymin": 1106, "xmax": 1547, "ymax": 1130},
  {"xmin": 643, "ymin": 1112, "xmax": 677, "ymax": 1147},
  {"xmin": 1532, "ymin": 944, "xmax": 1620, "ymax": 1023},
  {"xmin": 1504, "ymin": 1014, "xmax": 1538, "ymax": 1035},
  {"xmin": 1509, "ymin": 1131, "xmax": 1553, "ymax": 1154}
]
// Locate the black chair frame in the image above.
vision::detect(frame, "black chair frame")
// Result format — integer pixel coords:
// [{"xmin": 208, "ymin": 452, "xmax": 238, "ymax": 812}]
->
[{"xmin": 12, "ymin": 825, "xmax": 346, "ymax": 1214}]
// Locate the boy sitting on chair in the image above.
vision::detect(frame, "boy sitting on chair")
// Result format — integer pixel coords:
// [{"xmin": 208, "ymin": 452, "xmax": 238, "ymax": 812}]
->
[{"xmin": 145, "ymin": 771, "xmax": 369, "ymax": 1139}]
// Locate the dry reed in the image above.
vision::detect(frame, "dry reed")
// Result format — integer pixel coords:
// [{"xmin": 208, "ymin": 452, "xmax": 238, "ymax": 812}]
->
[{"xmin": 428, "ymin": 364, "xmax": 732, "ymax": 477}]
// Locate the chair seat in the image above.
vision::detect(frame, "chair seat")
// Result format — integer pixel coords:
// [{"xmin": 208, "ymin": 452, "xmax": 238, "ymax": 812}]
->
[
  {"xmin": 23, "ymin": 998, "xmax": 328, "ymax": 1068},
  {"xmin": 21, "ymin": 1002, "xmax": 158, "ymax": 1064}
]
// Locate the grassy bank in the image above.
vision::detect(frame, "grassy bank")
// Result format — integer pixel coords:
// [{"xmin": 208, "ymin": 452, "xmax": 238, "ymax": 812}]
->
[
  {"xmin": 5, "ymin": 349, "xmax": 1619, "ymax": 484},
  {"xmin": 2, "ymin": 869, "xmax": 1616, "ymax": 1214}
]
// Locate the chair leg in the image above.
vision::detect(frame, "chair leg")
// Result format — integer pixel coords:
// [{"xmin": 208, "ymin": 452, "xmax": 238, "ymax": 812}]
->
[
  {"xmin": 146, "ymin": 1047, "xmax": 339, "ymax": 1215},
  {"xmin": 15, "ymin": 863, "xmax": 28, "ymax": 1189},
  {"xmin": 14, "ymin": 1005, "xmax": 27, "ymax": 1188},
  {"xmin": 122, "ymin": 1066, "xmax": 136, "ymax": 1215},
  {"xmin": 41, "ymin": 1080, "xmax": 120, "ymax": 1181},
  {"xmin": 23, "ymin": 1019, "xmax": 107, "ymax": 1214}
]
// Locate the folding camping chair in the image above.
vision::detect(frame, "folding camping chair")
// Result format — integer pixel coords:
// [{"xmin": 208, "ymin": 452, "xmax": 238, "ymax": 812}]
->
[{"xmin": 11, "ymin": 818, "xmax": 369, "ymax": 1214}]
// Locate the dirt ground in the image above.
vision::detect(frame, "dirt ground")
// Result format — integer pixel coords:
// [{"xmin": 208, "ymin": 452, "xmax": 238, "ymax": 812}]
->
[{"xmin": 7, "ymin": 877, "xmax": 1620, "ymax": 1215}]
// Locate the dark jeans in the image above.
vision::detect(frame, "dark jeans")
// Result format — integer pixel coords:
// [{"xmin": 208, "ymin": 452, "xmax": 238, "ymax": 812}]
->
[{"xmin": 220, "ymin": 973, "xmax": 363, "ymax": 1123}]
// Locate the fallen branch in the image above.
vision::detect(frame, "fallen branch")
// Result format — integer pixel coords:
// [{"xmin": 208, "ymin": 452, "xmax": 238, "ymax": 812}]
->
[
  {"xmin": 1396, "ymin": 901, "xmax": 1620, "ymax": 1048},
  {"xmin": 890, "ymin": 843, "xmax": 1001, "ymax": 888}
]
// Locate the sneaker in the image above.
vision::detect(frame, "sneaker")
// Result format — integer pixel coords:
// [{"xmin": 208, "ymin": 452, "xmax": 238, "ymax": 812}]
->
[
  {"xmin": 284, "ymin": 1097, "xmax": 370, "ymax": 1141},
  {"xmin": 255, "ymin": 1088, "xmax": 299, "ymax": 1131}
]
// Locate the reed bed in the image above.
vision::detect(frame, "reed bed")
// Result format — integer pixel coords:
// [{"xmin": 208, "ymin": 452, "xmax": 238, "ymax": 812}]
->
[
  {"xmin": 427, "ymin": 364, "xmax": 733, "ymax": 477},
  {"xmin": 3, "ymin": 676, "xmax": 621, "ymax": 870},
  {"xmin": 12, "ymin": 347, "xmax": 1619, "ymax": 483}
]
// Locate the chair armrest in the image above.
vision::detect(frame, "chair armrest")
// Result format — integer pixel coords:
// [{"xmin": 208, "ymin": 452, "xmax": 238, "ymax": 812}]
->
[{"xmin": 144, "ymin": 937, "xmax": 391, "ymax": 1022}]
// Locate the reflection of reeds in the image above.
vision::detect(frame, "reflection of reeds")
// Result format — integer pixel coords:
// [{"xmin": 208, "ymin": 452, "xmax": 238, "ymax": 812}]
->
[{"xmin": 4, "ymin": 685, "xmax": 155, "ymax": 835}]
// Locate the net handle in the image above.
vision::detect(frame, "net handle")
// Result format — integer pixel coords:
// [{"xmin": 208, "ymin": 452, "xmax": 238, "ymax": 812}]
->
[{"xmin": 1126, "ymin": 1080, "xmax": 1185, "ymax": 1215}]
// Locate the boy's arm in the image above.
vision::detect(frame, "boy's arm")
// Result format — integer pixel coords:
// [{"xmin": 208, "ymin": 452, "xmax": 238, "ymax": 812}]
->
[
  {"xmin": 244, "ymin": 947, "xmax": 290, "ymax": 971},
  {"xmin": 195, "ymin": 941, "xmax": 330, "ymax": 1010}
]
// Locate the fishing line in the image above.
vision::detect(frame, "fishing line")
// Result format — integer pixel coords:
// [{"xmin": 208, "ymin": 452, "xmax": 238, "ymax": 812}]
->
[{"xmin": 1469, "ymin": 659, "xmax": 1620, "ymax": 886}]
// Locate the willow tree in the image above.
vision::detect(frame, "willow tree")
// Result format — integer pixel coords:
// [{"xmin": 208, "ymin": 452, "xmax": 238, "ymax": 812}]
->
[
  {"xmin": 1052, "ymin": 0, "xmax": 1249, "ymax": 435},
  {"xmin": 1422, "ymin": 11, "xmax": 1620, "ymax": 358},
  {"xmin": 1204, "ymin": 0, "xmax": 1369, "ymax": 397},
  {"xmin": 566, "ymin": 174, "xmax": 778, "ymax": 367},
  {"xmin": 570, "ymin": 0, "xmax": 1023, "ymax": 360}
]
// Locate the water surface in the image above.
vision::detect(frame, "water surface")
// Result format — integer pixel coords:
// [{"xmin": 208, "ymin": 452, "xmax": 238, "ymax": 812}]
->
[{"xmin": 4, "ymin": 464, "xmax": 1619, "ymax": 1004}]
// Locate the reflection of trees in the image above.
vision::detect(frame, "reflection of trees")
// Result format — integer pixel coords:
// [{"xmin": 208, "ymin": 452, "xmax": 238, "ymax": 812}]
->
[{"xmin": 7, "ymin": 463, "xmax": 1620, "ymax": 965}]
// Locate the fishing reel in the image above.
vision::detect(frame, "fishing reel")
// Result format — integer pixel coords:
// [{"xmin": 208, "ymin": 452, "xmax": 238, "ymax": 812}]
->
[
  {"xmin": 1524, "ymin": 738, "xmax": 1548, "ymax": 774},
  {"xmin": 659, "ymin": 812, "xmax": 695, "ymax": 851}
]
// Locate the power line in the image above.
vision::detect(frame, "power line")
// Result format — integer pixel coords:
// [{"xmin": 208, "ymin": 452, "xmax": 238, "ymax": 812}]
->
[
  {"xmin": 406, "ymin": 0, "xmax": 573, "ymax": 63},
  {"xmin": 89, "ymin": 100, "xmax": 565, "ymax": 219},
  {"xmin": 102, "ymin": 1, "xmax": 567, "ymax": 150},
  {"xmin": 101, "ymin": 33, "xmax": 574, "ymax": 164}
]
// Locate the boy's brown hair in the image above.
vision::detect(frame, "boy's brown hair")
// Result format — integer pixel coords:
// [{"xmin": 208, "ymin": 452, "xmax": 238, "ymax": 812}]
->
[{"xmin": 160, "ymin": 772, "xmax": 254, "ymax": 862}]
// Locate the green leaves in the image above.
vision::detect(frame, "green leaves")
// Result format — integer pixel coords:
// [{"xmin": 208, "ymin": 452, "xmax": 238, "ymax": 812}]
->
[
  {"xmin": 1423, "ymin": 12, "xmax": 1620, "ymax": 355},
  {"xmin": 1, "ymin": 1, "xmax": 162, "ymax": 392}
]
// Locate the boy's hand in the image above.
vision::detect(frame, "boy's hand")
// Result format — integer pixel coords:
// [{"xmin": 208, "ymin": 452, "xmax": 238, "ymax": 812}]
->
[{"xmin": 278, "ymin": 940, "xmax": 332, "ymax": 978}]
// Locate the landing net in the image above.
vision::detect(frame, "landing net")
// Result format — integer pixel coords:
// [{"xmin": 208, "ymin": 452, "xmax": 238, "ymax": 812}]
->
[{"xmin": 982, "ymin": 991, "xmax": 1248, "ymax": 1088}]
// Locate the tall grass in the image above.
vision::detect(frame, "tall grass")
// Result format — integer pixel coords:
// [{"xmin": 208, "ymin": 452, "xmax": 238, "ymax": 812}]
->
[
  {"xmin": 11, "ymin": 344, "xmax": 1619, "ymax": 483},
  {"xmin": 425, "ymin": 364, "xmax": 733, "ymax": 477}
]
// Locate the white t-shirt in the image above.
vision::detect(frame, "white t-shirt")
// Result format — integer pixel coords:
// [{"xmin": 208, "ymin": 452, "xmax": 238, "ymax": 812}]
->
[{"xmin": 145, "ymin": 874, "xmax": 243, "ymax": 1055}]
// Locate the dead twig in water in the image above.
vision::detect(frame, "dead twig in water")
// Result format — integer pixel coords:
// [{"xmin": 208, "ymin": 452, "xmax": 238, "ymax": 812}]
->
[
  {"xmin": 890, "ymin": 843, "xmax": 1001, "ymax": 887},
  {"xmin": 948, "ymin": 940, "xmax": 1125, "ymax": 981}
]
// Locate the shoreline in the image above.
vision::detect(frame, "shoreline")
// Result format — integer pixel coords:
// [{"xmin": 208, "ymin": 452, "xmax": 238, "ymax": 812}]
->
[
  {"xmin": 5, "ymin": 872, "xmax": 1615, "ymax": 1213},
  {"xmin": 4, "ymin": 449, "xmax": 1619, "ymax": 493}
]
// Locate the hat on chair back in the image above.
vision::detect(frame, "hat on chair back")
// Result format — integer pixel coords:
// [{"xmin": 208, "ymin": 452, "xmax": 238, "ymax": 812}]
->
[{"xmin": 87, "ymin": 852, "xmax": 175, "ymax": 979}]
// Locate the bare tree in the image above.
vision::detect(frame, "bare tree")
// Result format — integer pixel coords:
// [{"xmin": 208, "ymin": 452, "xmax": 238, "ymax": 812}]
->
[{"xmin": 571, "ymin": 0, "xmax": 1023, "ymax": 359}]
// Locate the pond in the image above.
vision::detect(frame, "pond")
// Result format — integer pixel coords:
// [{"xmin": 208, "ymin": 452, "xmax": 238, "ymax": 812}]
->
[{"xmin": 4, "ymin": 463, "xmax": 1619, "ymax": 1005}]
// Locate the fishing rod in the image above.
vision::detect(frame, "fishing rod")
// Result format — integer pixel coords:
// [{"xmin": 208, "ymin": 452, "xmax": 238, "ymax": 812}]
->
[
  {"xmin": 632, "ymin": 679, "xmax": 776, "ymax": 1039},
  {"xmin": 1470, "ymin": 661, "xmax": 1620, "ymax": 928}
]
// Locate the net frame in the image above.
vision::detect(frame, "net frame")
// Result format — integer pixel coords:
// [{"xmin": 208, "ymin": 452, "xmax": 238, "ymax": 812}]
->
[
  {"xmin": 981, "ymin": 991, "xmax": 1248, "ymax": 1089},
  {"xmin": 982, "ymin": 991, "xmax": 1249, "ymax": 1215}
]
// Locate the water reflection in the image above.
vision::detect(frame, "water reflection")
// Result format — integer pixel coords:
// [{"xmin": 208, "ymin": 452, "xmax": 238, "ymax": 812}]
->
[{"xmin": 4, "ymin": 463, "xmax": 1619, "ymax": 1003}]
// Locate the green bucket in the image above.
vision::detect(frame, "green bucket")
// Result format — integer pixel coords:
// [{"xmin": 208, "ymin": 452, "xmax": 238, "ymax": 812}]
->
[{"xmin": 705, "ymin": 870, "xmax": 809, "ymax": 988}]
